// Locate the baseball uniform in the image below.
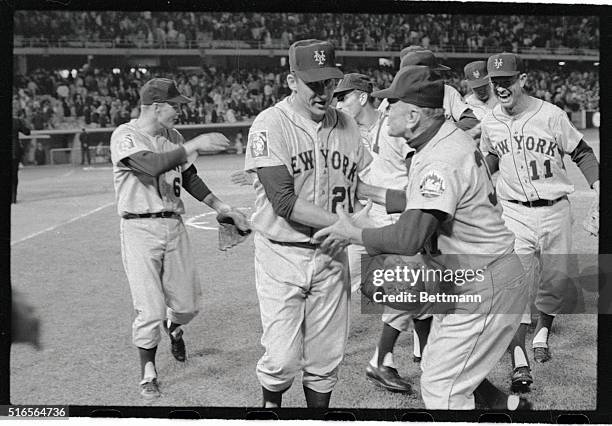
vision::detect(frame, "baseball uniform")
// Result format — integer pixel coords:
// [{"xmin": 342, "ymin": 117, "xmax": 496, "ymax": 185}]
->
[
  {"xmin": 111, "ymin": 120, "xmax": 201, "ymax": 350},
  {"xmin": 382, "ymin": 120, "xmax": 526, "ymax": 409},
  {"xmin": 363, "ymin": 66, "xmax": 527, "ymax": 409},
  {"xmin": 444, "ymin": 85, "xmax": 470, "ymax": 122},
  {"xmin": 480, "ymin": 97, "xmax": 582, "ymax": 322},
  {"xmin": 464, "ymin": 93, "xmax": 498, "ymax": 121},
  {"xmin": 245, "ymin": 95, "xmax": 371, "ymax": 394}
]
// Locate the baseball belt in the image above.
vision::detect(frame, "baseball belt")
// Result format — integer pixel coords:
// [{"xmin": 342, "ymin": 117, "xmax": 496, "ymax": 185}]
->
[
  {"xmin": 122, "ymin": 211, "xmax": 181, "ymax": 219},
  {"xmin": 506, "ymin": 196, "xmax": 565, "ymax": 208}
]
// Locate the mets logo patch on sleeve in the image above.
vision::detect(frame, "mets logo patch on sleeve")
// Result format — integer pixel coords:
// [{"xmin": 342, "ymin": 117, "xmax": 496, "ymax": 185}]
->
[
  {"xmin": 249, "ymin": 130, "xmax": 269, "ymax": 158},
  {"xmin": 419, "ymin": 171, "xmax": 445, "ymax": 198}
]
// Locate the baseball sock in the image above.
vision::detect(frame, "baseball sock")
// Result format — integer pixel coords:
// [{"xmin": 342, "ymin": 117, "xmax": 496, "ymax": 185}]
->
[
  {"xmin": 533, "ymin": 312, "xmax": 554, "ymax": 348},
  {"xmin": 474, "ymin": 378, "xmax": 509, "ymax": 409},
  {"xmin": 510, "ymin": 324, "xmax": 529, "ymax": 369},
  {"xmin": 262, "ymin": 386, "xmax": 284, "ymax": 408},
  {"xmin": 138, "ymin": 346, "xmax": 157, "ymax": 379},
  {"xmin": 303, "ymin": 386, "xmax": 331, "ymax": 408},
  {"xmin": 373, "ymin": 323, "xmax": 400, "ymax": 367},
  {"xmin": 413, "ymin": 317, "xmax": 432, "ymax": 359}
]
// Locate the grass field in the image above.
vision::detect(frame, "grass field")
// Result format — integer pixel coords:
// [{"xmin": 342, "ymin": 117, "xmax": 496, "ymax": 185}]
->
[{"xmin": 10, "ymin": 129, "xmax": 599, "ymax": 410}]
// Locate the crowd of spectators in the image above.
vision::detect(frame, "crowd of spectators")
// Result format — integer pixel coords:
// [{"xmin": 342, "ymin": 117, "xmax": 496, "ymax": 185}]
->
[
  {"xmin": 13, "ymin": 64, "xmax": 599, "ymax": 131},
  {"xmin": 14, "ymin": 12, "xmax": 599, "ymax": 52}
]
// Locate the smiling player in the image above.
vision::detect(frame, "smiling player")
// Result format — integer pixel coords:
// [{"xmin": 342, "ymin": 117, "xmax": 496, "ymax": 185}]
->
[{"xmin": 480, "ymin": 52, "xmax": 599, "ymax": 391}]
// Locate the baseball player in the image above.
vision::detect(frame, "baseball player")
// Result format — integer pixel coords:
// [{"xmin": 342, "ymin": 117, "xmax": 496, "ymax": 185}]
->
[
  {"xmin": 480, "ymin": 53, "xmax": 599, "ymax": 389},
  {"xmin": 334, "ymin": 73, "xmax": 414, "ymax": 393},
  {"xmin": 244, "ymin": 40, "xmax": 371, "ymax": 408},
  {"xmin": 315, "ymin": 65, "xmax": 531, "ymax": 410},
  {"xmin": 111, "ymin": 78, "xmax": 248, "ymax": 399},
  {"xmin": 463, "ymin": 60, "xmax": 498, "ymax": 120},
  {"xmin": 358, "ymin": 49, "xmax": 486, "ymax": 392}
]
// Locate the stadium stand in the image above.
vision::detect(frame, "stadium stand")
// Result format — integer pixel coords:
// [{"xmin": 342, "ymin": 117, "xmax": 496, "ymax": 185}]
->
[{"xmin": 14, "ymin": 12, "xmax": 599, "ymax": 52}]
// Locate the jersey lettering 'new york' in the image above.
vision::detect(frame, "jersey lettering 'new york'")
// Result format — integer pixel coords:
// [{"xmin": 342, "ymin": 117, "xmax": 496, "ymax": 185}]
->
[
  {"xmin": 404, "ymin": 121, "xmax": 514, "ymax": 264},
  {"xmin": 111, "ymin": 119, "xmax": 185, "ymax": 216},
  {"xmin": 245, "ymin": 96, "xmax": 371, "ymax": 242},
  {"xmin": 480, "ymin": 97, "xmax": 582, "ymax": 201},
  {"xmin": 464, "ymin": 93, "xmax": 498, "ymax": 121}
]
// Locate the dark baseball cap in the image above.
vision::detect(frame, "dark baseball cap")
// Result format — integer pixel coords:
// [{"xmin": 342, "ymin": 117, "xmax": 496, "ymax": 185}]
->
[
  {"xmin": 371, "ymin": 65, "xmax": 444, "ymax": 108},
  {"xmin": 333, "ymin": 73, "xmax": 373, "ymax": 97},
  {"xmin": 487, "ymin": 52, "xmax": 523, "ymax": 78},
  {"xmin": 399, "ymin": 45, "xmax": 425, "ymax": 60},
  {"xmin": 140, "ymin": 78, "xmax": 192, "ymax": 105},
  {"xmin": 289, "ymin": 39, "xmax": 343, "ymax": 83},
  {"xmin": 464, "ymin": 61, "xmax": 489, "ymax": 88},
  {"xmin": 400, "ymin": 50, "xmax": 450, "ymax": 71}
]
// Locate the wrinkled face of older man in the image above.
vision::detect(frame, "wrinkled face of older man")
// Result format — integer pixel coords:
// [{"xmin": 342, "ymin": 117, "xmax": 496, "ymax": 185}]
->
[{"xmin": 387, "ymin": 100, "xmax": 420, "ymax": 139}]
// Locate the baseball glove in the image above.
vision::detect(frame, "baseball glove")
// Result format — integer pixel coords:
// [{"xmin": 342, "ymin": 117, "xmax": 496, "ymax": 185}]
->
[
  {"xmin": 583, "ymin": 198, "xmax": 599, "ymax": 237},
  {"xmin": 217, "ymin": 209, "xmax": 252, "ymax": 251}
]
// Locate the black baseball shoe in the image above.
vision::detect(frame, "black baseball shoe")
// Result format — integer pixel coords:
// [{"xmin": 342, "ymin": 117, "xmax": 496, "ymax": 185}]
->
[
  {"xmin": 511, "ymin": 366, "xmax": 533, "ymax": 393},
  {"xmin": 533, "ymin": 347, "xmax": 551, "ymax": 363},
  {"xmin": 140, "ymin": 378, "xmax": 160, "ymax": 400},
  {"xmin": 365, "ymin": 364, "xmax": 413, "ymax": 393},
  {"xmin": 164, "ymin": 321, "xmax": 186, "ymax": 362}
]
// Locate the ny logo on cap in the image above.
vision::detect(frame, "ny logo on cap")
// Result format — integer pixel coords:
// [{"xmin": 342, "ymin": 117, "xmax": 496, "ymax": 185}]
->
[
  {"xmin": 313, "ymin": 50, "xmax": 326, "ymax": 65},
  {"xmin": 473, "ymin": 70, "xmax": 480, "ymax": 78},
  {"xmin": 494, "ymin": 58, "xmax": 503, "ymax": 69}
]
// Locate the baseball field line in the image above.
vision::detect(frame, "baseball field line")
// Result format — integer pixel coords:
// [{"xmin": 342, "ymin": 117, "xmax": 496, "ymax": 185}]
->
[{"xmin": 11, "ymin": 201, "xmax": 115, "ymax": 246}]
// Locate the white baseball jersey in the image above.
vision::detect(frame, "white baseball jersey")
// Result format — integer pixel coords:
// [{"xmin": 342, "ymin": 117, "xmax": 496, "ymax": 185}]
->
[
  {"xmin": 480, "ymin": 97, "xmax": 583, "ymax": 201},
  {"xmin": 358, "ymin": 111, "xmax": 413, "ymax": 226},
  {"xmin": 464, "ymin": 93, "xmax": 498, "ymax": 121},
  {"xmin": 404, "ymin": 121, "xmax": 515, "ymax": 263},
  {"xmin": 111, "ymin": 119, "xmax": 185, "ymax": 216},
  {"xmin": 244, "ymin": 96, "xmax": 372, "ymax": 242},
  {"xmin": 444, "ymin": 85, "xmax": 470, "ymax": 122}
]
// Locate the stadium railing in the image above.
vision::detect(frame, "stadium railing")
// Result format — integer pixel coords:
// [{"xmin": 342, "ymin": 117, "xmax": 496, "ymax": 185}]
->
[
  {"xmin": 20, "ymin": 121, "xmax": 253, "ymax": 166},
  {"xmin": 13, "ymin": 37, "xmax": 599, "ymax": 58}
]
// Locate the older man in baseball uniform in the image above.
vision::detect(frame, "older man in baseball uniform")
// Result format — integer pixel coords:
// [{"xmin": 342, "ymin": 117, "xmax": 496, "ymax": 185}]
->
[
  {"xmin": 244, "ymin": 40, "xmax": 372, "ymax": 408},
  {"xmin": 356, "ymin": 50, "xmax": 484, "ymax": 393},
  {"xmin": 111, "ymin": 78, "xmax": 248, "ymax": 399},
  {"xmin": 463, "ymin": 61, "xmax": 498, "ymax": 120},
  {"xmin": 316, "ymin": 65, "xmax": 531, "ymax": 410},
  {"xmin": 480, "ymin": 53, "xmax": 599, "ymax": 388}
]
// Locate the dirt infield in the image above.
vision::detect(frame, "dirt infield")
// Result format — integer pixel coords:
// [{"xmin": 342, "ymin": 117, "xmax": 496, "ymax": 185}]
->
[{"xmin": 10, "ymin": 129, "xmax": 598, "ymax": 409}]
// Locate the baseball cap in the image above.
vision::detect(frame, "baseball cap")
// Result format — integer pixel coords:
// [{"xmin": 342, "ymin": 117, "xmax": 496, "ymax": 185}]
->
[
  {"xmin": 399, "ymin": 45, "xmax": 425, "ymax": 60},
  {"xmin": 400, "ymin": 50, "xmax": 450, "ymax": 71},
  {"xmin": 464, "ymin": 61, "xmax": 489, "ymax": 88},
  {"xmin": 371, "ymin": 65, "xmax": 444, "ymax": 108},
  {"xmin": 140, "ymin": 78, "xmax": 192, "ymax": 105},
  {"xmin": 487, "ymin": 52, "xmax": 523, "ymax": 78},
  {"xmin": 289, "ymin": 39, "xmax": 344, "ymax": 83},
  {"xmin": 333, "ymin": 73, "xmax": 373, "ymax": 96}
]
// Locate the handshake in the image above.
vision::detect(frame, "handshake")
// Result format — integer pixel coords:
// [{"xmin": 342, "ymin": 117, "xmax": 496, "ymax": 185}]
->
[{"xmin": 183, "ymin": 133, "xmax": 231, "ymax": 167}]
